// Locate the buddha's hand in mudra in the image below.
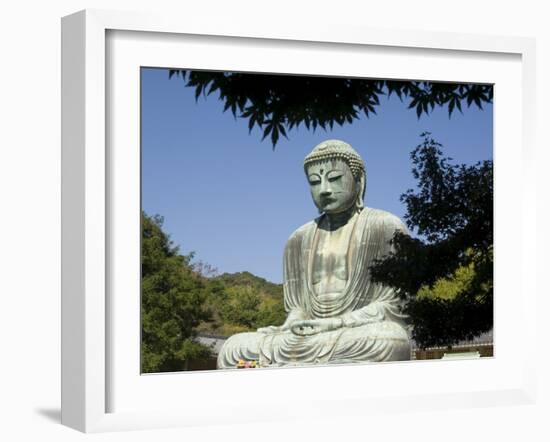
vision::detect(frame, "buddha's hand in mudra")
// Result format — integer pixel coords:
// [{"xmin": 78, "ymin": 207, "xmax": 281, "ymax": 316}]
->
[
  {"xmin": 256, "ymin": 320, "xmax": 297, "ymax": 334},
  {"xmin": 290, "ymin": 318, "xmax": 344, "ymax": 336},
  {"xmin": 257, "ymin": 325, "xmax": 285, "ymax": 334}
]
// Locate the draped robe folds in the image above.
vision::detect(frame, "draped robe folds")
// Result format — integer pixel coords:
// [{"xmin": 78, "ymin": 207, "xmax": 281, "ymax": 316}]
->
[{"xmin": 216, "ymin": 207, "xmax": 411, "ymax": 369}]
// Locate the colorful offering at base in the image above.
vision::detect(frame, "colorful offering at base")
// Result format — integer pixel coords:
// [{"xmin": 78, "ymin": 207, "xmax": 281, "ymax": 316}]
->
[{"xmin": 236, "ymin": 359, "xmax": 258, "ymax": 368}]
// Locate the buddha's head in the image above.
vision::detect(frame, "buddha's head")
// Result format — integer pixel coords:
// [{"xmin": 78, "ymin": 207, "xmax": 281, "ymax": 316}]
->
[{"xmin": 304, "ymin": 140, "xmax": 366, "ymax": 215}]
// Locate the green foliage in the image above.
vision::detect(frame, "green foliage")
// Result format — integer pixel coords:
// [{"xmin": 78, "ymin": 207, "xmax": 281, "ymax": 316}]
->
[
  {"xmin": 371, "ymin": 134, "xmax": 493, "ymax": 348},
  {"xmin": 220, "ymin": 286, "xmax": 262, "ymax": 328},
  {"xmin": 217, "ymin": 285, "xmax": 286, "ymax": 330},
  {"xmin": 169, "ymin": 70, "xmax": 492, "ymax": 147},
  {"xmin": 417, "ymin": 250, "xmax": 490, "ymax": 302},
  {"xmin": 141, "ymin": 219, "xmax": 286, "ymax": 342},
  {"xmin": 215, "ymin": 271, "xmax": 283, "ymax": 298},
  {"xmin": 417, "ymin": 261, "xmax": 475, "ymax": 301},
  {"xmin": 255, "ymin": 296, "xmax": 287, "ymax": 329},
  {"xmin": 141, "ymin": 212, "xmax": 212, "ymax": 373},
  {"xmin": 198, "ymin": 271, "xmax": 286, "ymax": 336}
]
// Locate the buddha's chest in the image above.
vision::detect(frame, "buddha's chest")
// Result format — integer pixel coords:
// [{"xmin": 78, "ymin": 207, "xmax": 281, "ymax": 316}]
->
[{"xmin": 311, "ymin": 221, "xmax": 356, "ymax": 293}]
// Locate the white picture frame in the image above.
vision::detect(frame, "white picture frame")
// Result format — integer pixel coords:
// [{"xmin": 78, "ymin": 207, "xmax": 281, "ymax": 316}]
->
[{"xmin": 61, "ymin": 9, "xmax": 537, "ymax": 433}]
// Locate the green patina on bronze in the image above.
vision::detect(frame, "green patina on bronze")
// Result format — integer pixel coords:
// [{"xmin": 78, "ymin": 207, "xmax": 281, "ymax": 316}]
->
[{"xmin": 217, "ymin": 140, "xmax": 411, "ymax": 369}]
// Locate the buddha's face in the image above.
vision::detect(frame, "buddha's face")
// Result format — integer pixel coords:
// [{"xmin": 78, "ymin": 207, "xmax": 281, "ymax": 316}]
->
[{"xmin": 307, "ymin": 159, "xmax": 359, "ymax": 214}]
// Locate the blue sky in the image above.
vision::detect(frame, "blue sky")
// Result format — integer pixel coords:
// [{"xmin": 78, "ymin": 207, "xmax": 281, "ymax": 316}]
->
[{"xmin": 141, "ymin": 67, "xmax": 493, "ymax": 283}]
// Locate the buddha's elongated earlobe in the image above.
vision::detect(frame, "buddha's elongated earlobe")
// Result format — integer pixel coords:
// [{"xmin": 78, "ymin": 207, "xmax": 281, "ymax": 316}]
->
[{"xmin": 355, "ymin": 172, "xmax": 366, "ymax": 210}]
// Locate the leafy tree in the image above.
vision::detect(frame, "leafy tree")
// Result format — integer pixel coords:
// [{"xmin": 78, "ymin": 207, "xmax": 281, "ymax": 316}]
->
[
  {"xmin": 169, "ymin": 70, "xmax": 492, "ymax": 147},
  {"xmin": 217, "ymin": 285, "xmax": 287, "ymax": 331},
  {"xmin": 255, "ymin": 296, "xmax": 286, "ymax": 329},
  {"xmin": 416, "ymin": 252, "xmax": 483, "ymax": 301},
  {"xmin": 371, "ymin": 133, "xmax": 493, "ymax": 348},
  {"xmin": 215, "ymin": 271, "xmax": 283, "ymax": 298},
  {"xmin": 219, "ymin": 286, "xmax": 262, "ymax": 329},
  {"xmin": 141, "ymin": 211, "xmax": 212, "ymax": 372},
  {"xmin": 196, "ymin": 271, "xmax": 286, "ymax": 336}
]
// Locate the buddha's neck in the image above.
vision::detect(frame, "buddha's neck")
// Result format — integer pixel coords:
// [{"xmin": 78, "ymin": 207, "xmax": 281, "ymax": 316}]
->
[{"xmin": 324, "ymin": 206, "xmax": 361, "ymax": 230}]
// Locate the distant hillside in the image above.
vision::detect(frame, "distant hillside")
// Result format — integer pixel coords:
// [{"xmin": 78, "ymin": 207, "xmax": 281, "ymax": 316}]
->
[
  {"xmin": 214, "ymin": 271, "xmax": 283, "ymax": 298},
  {"xmin": 197, "ymin": 271, "xmax": 286, "ymax": 337}
]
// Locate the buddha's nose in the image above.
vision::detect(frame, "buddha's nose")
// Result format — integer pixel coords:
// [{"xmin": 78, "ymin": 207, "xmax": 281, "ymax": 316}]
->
[{"xmin": 319, "ymin": 179, "xmax": 333, "ymax": 196}]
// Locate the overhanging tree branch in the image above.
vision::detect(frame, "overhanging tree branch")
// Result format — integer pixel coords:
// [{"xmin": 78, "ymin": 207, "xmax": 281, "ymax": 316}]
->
[{"xmin": 169, "ymin": 70, "xmax": 493, "ymax": 148}]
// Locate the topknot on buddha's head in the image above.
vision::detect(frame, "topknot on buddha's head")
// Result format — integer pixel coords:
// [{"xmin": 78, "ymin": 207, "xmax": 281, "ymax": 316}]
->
[{"xmin": 303, "ymin": 139, "xmax": 365, "ymax": 179}]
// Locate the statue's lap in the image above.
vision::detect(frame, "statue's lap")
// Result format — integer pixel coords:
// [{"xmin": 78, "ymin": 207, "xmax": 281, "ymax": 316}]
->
[{"xmin": 217, "ymin": 321, "xmax": 410, "ymax": 369}]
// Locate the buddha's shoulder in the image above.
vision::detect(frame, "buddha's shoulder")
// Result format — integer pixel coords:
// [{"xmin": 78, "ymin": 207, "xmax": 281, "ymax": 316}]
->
[
  {"xmin": 285, "ymin": 209, "xmax": 407, "ymax": 245},
  {"xmin": 361, "ymin": 207, "xmax": 408, "ymax": 233},
  {"xmin": 285, "ymin": 220, "xmax": 317, "ymax": 245}
]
